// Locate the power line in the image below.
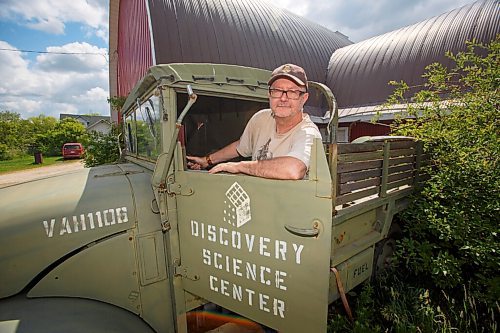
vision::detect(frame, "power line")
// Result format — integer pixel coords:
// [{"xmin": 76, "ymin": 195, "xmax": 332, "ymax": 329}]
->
[{"xmin": 0, "ymin": 47, "xmax": 108, "ymax": 56}]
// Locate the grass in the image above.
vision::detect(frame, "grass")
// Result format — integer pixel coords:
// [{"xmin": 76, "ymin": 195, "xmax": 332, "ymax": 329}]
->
[
  {"xmin": 327, "ymin": 274, "xmax": 499, "ymax": 333},
  {"xmin": 0, "ymin": 155, "xmax": 74, "ymax": 173}
]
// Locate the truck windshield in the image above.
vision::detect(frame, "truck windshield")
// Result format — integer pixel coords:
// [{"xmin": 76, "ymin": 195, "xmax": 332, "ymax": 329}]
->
[{"xmin": 124, "ymin": 94, "xmax": 161, "ymax": 159}]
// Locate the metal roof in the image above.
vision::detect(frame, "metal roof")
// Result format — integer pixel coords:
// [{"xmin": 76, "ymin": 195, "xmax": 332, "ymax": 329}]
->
[
  {"xmin": 147, "ymin": 0, "xmax": 352, "ymax": 83},
  {"xmin": 327, "ymin": 0, "xmax": 500, "ymax": 110},
  {"xmin": 122, "ymin": 63, "xmax": 272, "ymax": 113}
]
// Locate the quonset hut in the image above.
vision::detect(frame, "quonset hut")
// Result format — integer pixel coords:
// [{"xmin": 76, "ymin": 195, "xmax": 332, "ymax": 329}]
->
[
  {"xmin": 326, "ymin": 0, "xmax": 500, "ymax": 142},
  {"xmin": 109, "ymin": 0, "xmax": 353, "ymax": 121}
]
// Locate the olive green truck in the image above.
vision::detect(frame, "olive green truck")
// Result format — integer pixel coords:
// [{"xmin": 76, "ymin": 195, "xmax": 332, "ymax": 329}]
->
[{"xmin": 0, "ymin": 64, "xmax": 423, "ymax": 333}]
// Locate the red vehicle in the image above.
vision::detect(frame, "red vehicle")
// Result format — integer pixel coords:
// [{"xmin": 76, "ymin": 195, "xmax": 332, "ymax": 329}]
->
[{"xmin": 62, "ymin": 143, "xmax": 84, "ymax": 159}]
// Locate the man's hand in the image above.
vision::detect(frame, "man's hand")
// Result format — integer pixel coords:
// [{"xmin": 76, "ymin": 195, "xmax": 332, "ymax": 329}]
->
[
  {"xmin": 208, "ymin": 162, "xmax": 241, "ymax": 174},
  {"xmin": 186, "ymin": 155, "xmax": 208, "ymax": 170},
  {"xmin": 209, "ymin": 157, "xmax": 306, "ymax": 179}
]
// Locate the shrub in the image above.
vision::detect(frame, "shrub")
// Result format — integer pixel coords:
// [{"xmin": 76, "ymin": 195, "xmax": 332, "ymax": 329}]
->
[
  {"xmin": 83, "ymin": 126, "xmax": 121, "ymax": 167},
  {"xmin": 388, "ymin": 37, "xmax": 499, "ymax": 305}
]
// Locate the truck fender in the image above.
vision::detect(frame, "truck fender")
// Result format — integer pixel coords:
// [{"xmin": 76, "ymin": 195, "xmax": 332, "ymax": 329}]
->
[{"xmin": 0, "ymin": 294, "xmax": 155, "ymax": 333}]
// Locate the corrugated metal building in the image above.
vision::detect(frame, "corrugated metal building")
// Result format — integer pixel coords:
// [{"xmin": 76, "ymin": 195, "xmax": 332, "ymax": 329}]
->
[
  {"xmin": 109, "ymin": 0, "xmax": 353, "ymax": 121},
  {"xmin": 326, "ymin": 0, "xmax": 499, "ymax": 141}
]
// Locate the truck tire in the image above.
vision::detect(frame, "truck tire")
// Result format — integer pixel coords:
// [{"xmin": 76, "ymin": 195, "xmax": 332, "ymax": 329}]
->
[{"xmin": 372, "ymin": 223, "xmax": 402, "ymax": 279}]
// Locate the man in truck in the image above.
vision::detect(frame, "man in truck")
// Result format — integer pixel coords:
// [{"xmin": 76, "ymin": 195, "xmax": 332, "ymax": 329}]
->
[{"xmin": 187, "ymin": 63, "xmax": 322, "ymax": 180}]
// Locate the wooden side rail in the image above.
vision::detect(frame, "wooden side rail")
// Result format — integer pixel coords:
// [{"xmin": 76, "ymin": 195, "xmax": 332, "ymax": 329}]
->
[{"xmin": 328, "ymin": 139, "xmax": 423, "ymax": 208}]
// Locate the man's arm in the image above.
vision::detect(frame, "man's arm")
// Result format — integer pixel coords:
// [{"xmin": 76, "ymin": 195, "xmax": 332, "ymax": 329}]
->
[
  {"xmin": 208, "ymin": 156, "xmax": 306, "ymax": 180},
  {"xmin": 187, "ymin": 140, "xmax": 241, "ymax": 170}
]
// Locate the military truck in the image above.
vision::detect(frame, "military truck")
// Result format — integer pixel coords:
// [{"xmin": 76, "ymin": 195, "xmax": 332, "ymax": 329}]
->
[{"xmin": 0, "ymin": 63, "xmax": 423, "ymax": 333}]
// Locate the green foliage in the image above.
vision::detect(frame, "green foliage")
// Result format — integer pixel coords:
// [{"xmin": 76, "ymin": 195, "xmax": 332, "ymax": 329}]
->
[
  {"xmin": 83, "ymin": 125, "xmax": 121, "ymax": 167},
  {"xmin": 34, "ymin": 118, "xmax": 88, "ymax": 156},
  {"xmin": 327, "ymin": 274, "xmax": 499, "ymax": 333},
  {"xmin": 387, "ymin": 37, "xmax": 500, "ymax": 305},
  {"xmin": 0, "ymin": 111, "xmax": 30, "ymax": 159},
  {"xmin": 107, "ymin": 96, "xmax": 127, "ymax": 111},
  {"xmin": 0, "ymin": 112, "xmax": 89, "ymax": 160}
]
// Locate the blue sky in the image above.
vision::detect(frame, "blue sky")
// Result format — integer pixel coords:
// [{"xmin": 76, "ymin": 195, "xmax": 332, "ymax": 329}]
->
[{"xmin": 0, "ymin": 0, "xmax": 473, "ymax": 119}]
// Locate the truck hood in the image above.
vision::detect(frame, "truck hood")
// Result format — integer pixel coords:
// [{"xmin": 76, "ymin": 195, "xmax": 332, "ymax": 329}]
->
[{"xmin": 0, "ymin": 163, "xmax": 145, "ymax": 298}]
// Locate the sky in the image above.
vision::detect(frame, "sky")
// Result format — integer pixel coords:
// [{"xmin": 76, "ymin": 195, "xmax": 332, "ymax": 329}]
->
[{"xmin": 0, "ymin": 0, "xmax": 474, "ymax": 120}]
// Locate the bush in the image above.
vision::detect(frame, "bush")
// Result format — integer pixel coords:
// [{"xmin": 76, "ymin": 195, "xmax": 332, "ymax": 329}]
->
[
  {"xmin": 83, "ymin": 126, "xmax": 121, "ymax": 167},
  {"xmin": 387, "ymin": 37, "xmax": 499, "ymax": 305},
  {"xmin": 34, "ymin": 118, "xmax": 88, "ymax": 156},
  {"xmin": 328, "ymin": 273, "xmax": 499, "ymax": 333}
]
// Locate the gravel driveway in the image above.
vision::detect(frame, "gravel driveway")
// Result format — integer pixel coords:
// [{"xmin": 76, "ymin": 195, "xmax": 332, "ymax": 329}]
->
[{"xmin": 0, "ymin": 160, "xmax": 85, "ymax": 188}]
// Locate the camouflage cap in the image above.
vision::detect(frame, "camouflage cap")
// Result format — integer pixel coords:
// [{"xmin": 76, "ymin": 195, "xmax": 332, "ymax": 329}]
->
[{"xmin": 268, "ymin": 64, "xmax": 308, "ymax": 90}]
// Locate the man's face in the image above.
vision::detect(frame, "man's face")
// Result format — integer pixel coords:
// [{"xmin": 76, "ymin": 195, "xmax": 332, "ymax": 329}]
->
[{"xmin": 268, "ymin": 78, "xmax": 309, "ymax": 120}]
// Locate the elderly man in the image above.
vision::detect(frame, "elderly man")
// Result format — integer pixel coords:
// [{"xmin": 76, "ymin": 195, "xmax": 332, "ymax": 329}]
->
[{"xmin": 187, "ymin": 63, "xmax": 321, "ymax": 180}]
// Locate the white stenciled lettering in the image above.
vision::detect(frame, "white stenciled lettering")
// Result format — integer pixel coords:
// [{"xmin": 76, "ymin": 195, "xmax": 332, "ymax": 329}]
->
[
  {"xmin": 87, "ymin": 213, "xmax": 95, "ymax": 229},
  {"xmin": 275, "ymin": 270, "xmax": 287, "ymax": 291},
  {"xmin": 273, "ymin": 299, "xmax": 286, "ymax": 318},
  {"xmin": 233, "ymin": 284, "xmax": 243, "ymax": 301},
  {"xmin": 214, "ymin": 252, "xmax": 223, "ymax": 269},
  {"xmin": 190, "ymin": 223, "xmax": 304, "ymax": 265},
  {"xmin": 208, "ymin": 224, "xmax": 217, "ymax": 242},
  {"xmin": 202, "ymin": 248, "xmax": 211, "ymax": 265},
  {"xmin": 225, "ymin": 255, "xmax": 230, "ymax": 273},
  {"xmin": 275, "ymin": 240, "xmax": 287, "ymax": 261},
  {"xmin": 260, "ymin": 266, "xmax": 271, "ymax": 286},
  {"xmin": 191, "ymin": 220, "xmax": 199, "ymax": 237},
  {"xmin": 232, "ymin": 231, "xmax": 241, "ymax": 249},
  {"xmin": 219, "ymin": 228, "xmax": 229, "ymax": 246},
  {"xmin": 233, "ymin": 258, "xmax": 242, "ymax": 277},
  {"xmin": 221, "ymin": 279, "xmax": 230, "ymax": 296},
  {"xmin": 209, "ymin": 275, "xmax": 218, "ymax": 292},
  {"xmin": 72, "ymin": 214, "xmax": 86, "ymax": 232},
  {"xmin": 96, "ymin": 211, "xmax": 103, "ymax": 228},
  {"xmin": 43, "ymin": 207, "xmax": 130, "ymax": 238},
  {"xmin": 259, "ymin": 293, "xmax": 270, "ymax": 313},
  {"xmin": 201, "ymin": 248, "xmax": 289, "ymax": 290},
  {"xmin": 116, "ymin": 207, "xmax": 128, "ymax": 223},
  {"xmin": 60, "ymin": 217, "xmax": 72, "ymax": 236},
  {"xmin": 246, "ymin": 289, "xmax": 255, "ymax": 306},
  {"xmin": 245, "ymin": 234, "xmax": 255, "ymax": 252},
  {"xmin": 259, "ymin": 237, "xmax": 271, "ymax": 257},
  {"xmin": 246, "ymin": 262, "xmax": 257, "ymax": 281},
  {"xmin": 292, "ymin": 243, "xmax": 304, "ymax": 265},
  {"xmin": 43, "ymin": 219, "xmax": 56, "ymax": 238},
  {"xmin": 104, "ymin": 209, "xmax": 115, "ymax": 226},
  {"xmin": 207, "ymin": 275, "xmax": 286, "ymax": 319}
]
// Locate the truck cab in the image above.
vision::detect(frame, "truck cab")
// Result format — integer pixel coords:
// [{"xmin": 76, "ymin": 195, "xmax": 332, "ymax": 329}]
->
[{"xmin": 0, "ymin": 63, "xmax": 422, "ymax": 333}]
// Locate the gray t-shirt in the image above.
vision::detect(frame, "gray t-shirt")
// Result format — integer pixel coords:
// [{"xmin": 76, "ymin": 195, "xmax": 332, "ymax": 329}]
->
[{"xmin": 236, "ymin": 109, "xmax": 322, "ymax": 169}]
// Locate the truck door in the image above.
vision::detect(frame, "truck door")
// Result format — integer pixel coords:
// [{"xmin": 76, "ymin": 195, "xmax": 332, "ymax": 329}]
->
[{"xmin": 173, "ymin": 145, "xmax": 332, "ymax": 332}]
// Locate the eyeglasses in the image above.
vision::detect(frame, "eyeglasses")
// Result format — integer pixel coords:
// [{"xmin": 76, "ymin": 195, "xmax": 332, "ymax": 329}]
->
[{"xmin": 268, "ymin": 88, "xmax": 306, "ymax": 100}]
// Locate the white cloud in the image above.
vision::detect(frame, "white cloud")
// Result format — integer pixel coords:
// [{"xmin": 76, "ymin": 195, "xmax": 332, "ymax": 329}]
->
[
  {"xmin": 263, "ymin": 0, "xmax": 475, "ymax": 42},
  {"xmin": 35, "ymin": 42, "xmax": 108, "ymax": 73},
  {"xmin": 0, "ymin": 0, "xmax": 107, "ymax": 41},
  {"xmin": 0, "ymin": 41, "xmax": 110, "ymax": 119}
]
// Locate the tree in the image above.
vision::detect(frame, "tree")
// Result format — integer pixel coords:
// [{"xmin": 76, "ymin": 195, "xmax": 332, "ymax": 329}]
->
[
  {"xmin": 83, "ymin": 125, "xmax": 121, "ymax": 167},
  {"xmin": 0, "ymin": 111, "xmax": 29, "ymax": 160},
  {"xmin": 388, "ymin": 36, "xmax": 499, "ymax": 304},
  {"xmin": 34, "ymin": 118, "xmax": 87, "ymax": 156}
]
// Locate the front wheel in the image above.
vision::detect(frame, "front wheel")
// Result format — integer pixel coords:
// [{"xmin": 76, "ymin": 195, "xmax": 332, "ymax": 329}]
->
[{"xmin": 372, "ymin": 223, "xmax": 402, "ymax": 278}]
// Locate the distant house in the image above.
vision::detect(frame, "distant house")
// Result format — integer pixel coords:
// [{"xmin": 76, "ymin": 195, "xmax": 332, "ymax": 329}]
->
[{"xmin": 60, "ymin": 114, "xmax": 112, "ymax": 134}]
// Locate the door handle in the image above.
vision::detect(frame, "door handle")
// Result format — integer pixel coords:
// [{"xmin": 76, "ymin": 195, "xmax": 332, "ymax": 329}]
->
[{"xmin": 285, "ymin": 221, "xmax": 320, "ymax": 237}]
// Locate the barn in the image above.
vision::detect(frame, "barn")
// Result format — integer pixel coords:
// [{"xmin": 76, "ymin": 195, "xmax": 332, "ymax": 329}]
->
[
  {"xmin": 108, "ymin": 0, "xmax": 353, "ymax": 122},
  {"xmin": 109, "ymin": 0, "xmax": 499, "ymax": 142},
  {"xmin": 327, "ymin": 0, "xmax": 499, "ymax": 142}
]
